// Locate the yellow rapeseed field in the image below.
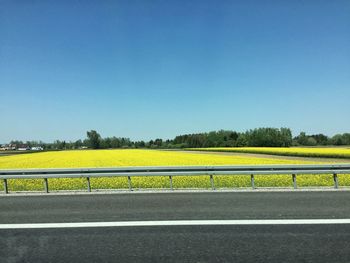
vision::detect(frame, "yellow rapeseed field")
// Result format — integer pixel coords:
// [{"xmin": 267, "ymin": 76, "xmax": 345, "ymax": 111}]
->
[
  {"xmin": 187, "ymin": 147, "xmax": 350, "ymax": 159},
  {"xmin": 0, "ymin": 149, "xmax": 349, "ymax": 191}
]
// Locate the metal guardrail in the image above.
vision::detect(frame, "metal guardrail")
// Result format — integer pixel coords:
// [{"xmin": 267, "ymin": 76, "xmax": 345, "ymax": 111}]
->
[{"xmin": 1, "ymin": 164, "xmax": 350, "ymax": 193}]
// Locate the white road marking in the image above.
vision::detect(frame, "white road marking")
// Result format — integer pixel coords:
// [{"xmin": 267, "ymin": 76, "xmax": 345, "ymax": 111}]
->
[
  {"xmin": 1, "ymin": 219, "xmax": 350, "ymax": 229},
  {"xmin": 2, "ymin": 188, "xmax": 350, "ymax": 198}
]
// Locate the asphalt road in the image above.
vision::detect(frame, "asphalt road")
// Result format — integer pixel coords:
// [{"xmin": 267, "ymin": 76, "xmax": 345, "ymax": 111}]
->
[{"xmin": 1, "ymin": 192, "xmax": 350, "ymax": 262}]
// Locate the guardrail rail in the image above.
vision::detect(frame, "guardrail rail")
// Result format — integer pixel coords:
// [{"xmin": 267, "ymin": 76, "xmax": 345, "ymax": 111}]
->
[{"xmin": 1, "ymin": 164, "xmax": 350, "ymax": 193}]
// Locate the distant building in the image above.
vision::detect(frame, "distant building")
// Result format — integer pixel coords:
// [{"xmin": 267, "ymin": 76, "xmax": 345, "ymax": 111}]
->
[
  {"xmin": 0, "ymin": 144, "xmax": 17, "ymax": 151},
  {"xmin": 18, "ymin": 145, "xmax": 30, "ymax": 151},
  {"xmin": 31, "ymin": 146, "xmax": 43, "ymax": 151}
]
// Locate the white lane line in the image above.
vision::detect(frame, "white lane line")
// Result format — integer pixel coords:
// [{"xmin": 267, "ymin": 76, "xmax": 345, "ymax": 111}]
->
[{"xmin": 1, "ymin": 219, "xmax": 350, "ymax": 229}]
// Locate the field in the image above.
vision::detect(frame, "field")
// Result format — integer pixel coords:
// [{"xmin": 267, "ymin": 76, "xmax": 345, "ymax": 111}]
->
[
  {"xmin": 187, "ymin": 147, "xmax": 350, "ymax": 159},
  {"xmin": 0, "ymin": 149, "xmax": 349, "ymax": 191}
]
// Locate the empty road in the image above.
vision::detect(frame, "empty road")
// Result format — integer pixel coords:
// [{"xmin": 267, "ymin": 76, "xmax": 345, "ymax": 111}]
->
[{"xmin": 1, "ymin": 191, "xmax": 350, "ymax": 262}]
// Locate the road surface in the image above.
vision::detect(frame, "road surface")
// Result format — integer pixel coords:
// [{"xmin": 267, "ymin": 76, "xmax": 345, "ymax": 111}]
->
[{"xmin": 1, "ymin": 191, "xmax": 350, "ymax": 262}]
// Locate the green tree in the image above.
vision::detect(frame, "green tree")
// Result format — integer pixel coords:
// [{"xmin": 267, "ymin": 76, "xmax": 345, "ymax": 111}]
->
[
  {"xmin": 331, "ymin": 134, "xmax": 345, "ymax": 145},
  {"xmin": 86, "ymin": 130, "xmax": 101, "ymax": 149},
  {"xmin": 296, "ymin": 132, "xmax": 308, "ymax": 145},
  {"xmin": 74, "ymin": 139, "xmax": 83, "ymax": 149},
  {"xmin": 236, "ymin": 134, "xmax": 248, "ymax": 147}
]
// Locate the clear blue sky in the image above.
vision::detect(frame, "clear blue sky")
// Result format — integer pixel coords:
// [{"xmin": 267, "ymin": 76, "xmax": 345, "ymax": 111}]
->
[{"xmin": 0, "ymin": 0, "xmax": 349, "ymax": 143}]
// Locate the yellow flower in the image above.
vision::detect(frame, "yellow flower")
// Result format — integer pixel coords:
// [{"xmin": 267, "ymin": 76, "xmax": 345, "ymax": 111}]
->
[{"xmin": 0, "ymin": 149, "xmax": 348, "ymax": 191}]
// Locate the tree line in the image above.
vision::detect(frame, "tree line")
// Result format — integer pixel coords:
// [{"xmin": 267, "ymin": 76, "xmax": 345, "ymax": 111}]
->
[{"xmin": 6, "ymin": 128, "xmax": 350, "ymax": 150}]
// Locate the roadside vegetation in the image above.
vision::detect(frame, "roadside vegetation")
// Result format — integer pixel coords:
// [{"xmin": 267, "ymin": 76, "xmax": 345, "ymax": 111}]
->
[
  {"xmin": 2, "ymin": 128, "xmax": 350, "ymax": 151},
  {"xmin": 0, "ymin": 149, "xmax": 349, "ymax": 192},
  {"xmin": 187, "ymin": 147, "xmax": 350, "ymax": 159}
]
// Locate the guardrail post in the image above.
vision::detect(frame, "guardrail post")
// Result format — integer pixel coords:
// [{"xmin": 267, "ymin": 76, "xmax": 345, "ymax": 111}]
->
[
  {"xmin": 128, "ymin": 176, "xmax": 132, "ymax": 191},
  {"xmin": 169, "ymin": 175, "xmax": 173, "ymax": 190},
  {"xmin": 333, "ymin": 173, "xmax": 339, "ymax": 189},
  {"xmin": 3, "ymin": 179, "xmax": 8, "ymax": 194},
  {"xmin": 210, "ymin": 174, "xmax": 215, "ymax": 190},
  {"xmin": 43, "ymin": 178, "xmax": 49, "ymax": 193},
  {"xmin": 251, "ymin": 174, "xmax": 255, "ymax": 189},
  {"xmin": 292, "ymin": 174, "xmax": 297, "ymax": 189},
  {"xmin": 86, "ymin": 177, "xmax": 91, "ymax": 192}
]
